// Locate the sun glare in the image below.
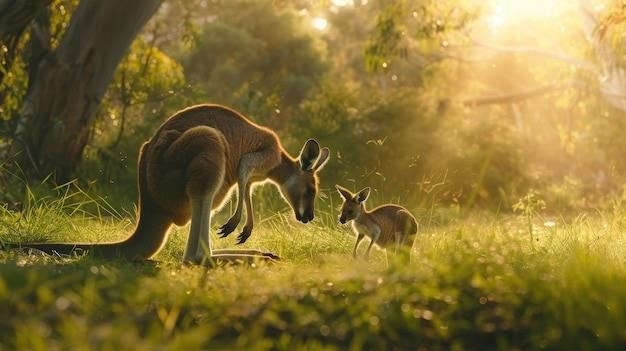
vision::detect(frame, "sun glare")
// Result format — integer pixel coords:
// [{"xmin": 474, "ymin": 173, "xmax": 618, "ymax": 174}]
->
[
  {"xmin": 312, "ymin": 17, "xmax": 328, "ymax": 31},
  {"xmin": 484, "ymin": 0, "xmax": 572, "ymax": 33},
  {"xmin": 331, "ymin": 0, "xmax": 353, "ymax": 6}
]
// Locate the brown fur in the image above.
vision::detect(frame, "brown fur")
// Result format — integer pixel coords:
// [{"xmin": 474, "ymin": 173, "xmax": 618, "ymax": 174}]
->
[
  {"xmin": 4, "ymin": 104, "xmax": 330, "ymax": 264},
  {"xmin": 336, "ymin": 185, "xmax": 418, "ymax": 258}
]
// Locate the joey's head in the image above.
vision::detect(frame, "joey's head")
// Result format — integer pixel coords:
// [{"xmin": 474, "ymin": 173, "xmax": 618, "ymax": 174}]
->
[
  {"xmin": 336, "ymin": 185, "xmax": 370, "ymax": 224},
  {"xmin": 279, "ymin": 139, "xmax": 330, "ymax": 223}
]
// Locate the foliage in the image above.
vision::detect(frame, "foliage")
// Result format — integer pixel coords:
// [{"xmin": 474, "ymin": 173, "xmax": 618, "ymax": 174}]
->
[
  {"xmin": 79, "ymin": 35, "xmax": 192, "ymax": 210},
  {"xmin": 365, "ymin": 0, "xmax": 476, "ymax": 73},
  {"xmin": 595, "ymin": 0, "xmax": 626, "ymax": 47},
  {"xmin": 179, "ymin": 0, "xmax": 328, "ymax": 129},
  {"xmin": 512, "ymin": 190, "xmax": 546, "ymax": 244}
]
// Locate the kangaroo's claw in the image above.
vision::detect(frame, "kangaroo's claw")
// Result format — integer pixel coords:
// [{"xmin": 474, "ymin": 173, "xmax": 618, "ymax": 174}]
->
[
  {"xmin": 236, "ymin": 226, "xmax": 253, "ymax": 245},
  {"xmin": 218, "ymin": 218, "xmax": 239, "ymax": 238}
]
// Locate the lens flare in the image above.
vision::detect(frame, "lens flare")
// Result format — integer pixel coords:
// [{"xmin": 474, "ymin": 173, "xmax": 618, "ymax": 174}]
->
[
  {"xmin": 484, "ymin": 0, "xmax": 573, "ymax": 33},
  {"xmin": 312, "ymin": 17, "xmax": 328, "ymax": 31}
]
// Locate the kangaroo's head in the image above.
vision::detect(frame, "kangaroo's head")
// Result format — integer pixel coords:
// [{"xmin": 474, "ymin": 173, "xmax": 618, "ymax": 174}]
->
[
  {"xmin": 336, "ymin": 185, "xmax": 370, "ymax": 224},
  {"xmin": 279, "ymin": 139, "xmax": 330, "ymax": 223}
]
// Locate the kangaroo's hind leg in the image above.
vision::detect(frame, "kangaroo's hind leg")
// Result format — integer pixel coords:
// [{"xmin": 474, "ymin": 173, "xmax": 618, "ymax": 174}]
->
[
  {"xmin": 353, "ymin": 233, "xmax": 365, "ymax": 258},
  {"xmin": 162, "ymin": 126, "xmax": 279, "ymax": 264},
  {"xmin": 393, "ymin": 210, "xmax": 415, "ymax": 260},
  {"xmin": 159, "ymin": 126, "xmax": 227, "ymax": 263}
]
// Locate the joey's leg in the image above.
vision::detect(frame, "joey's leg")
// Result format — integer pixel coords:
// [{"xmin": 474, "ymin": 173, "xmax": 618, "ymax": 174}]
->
[
  {"xmin": 364, "ymin": 229, "xmax": 381, "ymax": 259},
  {"xmin": 353, "ymin": 233, "xmax": 365, "ymax": 258},
  {"xmin": 393, "ymin": 231, "xmax": 402, "ymax": 255}
]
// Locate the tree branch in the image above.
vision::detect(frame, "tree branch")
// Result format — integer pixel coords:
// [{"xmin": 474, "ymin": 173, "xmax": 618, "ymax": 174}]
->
[
  {"xmin": 471, "ymin": 39, "xmax": 598, "ymax": 73},
  {"xmin": 462, "ymin": 83, "xmax": 570, "ymax": 107}
]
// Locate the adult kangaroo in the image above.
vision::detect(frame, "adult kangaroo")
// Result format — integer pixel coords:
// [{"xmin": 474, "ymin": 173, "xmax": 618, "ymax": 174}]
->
[{"xmin": 5, "ymin": 104, "xmax": 330, "ymax": 264}]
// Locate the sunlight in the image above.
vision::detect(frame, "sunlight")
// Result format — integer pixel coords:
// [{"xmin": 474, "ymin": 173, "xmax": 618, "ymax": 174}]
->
[
  {"xmin": 331, "ymin": 0, "xmax": 354, "ymax": 6},
  {"xmin": 312, "ymin": 16, "xmax": 328, "ymax": 31},
  {"xmin": 484, "ymin": 0, "xmax": 570, "ymax": 33}
]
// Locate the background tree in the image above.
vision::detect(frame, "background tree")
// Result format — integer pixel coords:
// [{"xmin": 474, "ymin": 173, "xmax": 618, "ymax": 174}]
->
[{"xmin": 9, "ymin": 0, "xmax": 162, "ymax": 182}]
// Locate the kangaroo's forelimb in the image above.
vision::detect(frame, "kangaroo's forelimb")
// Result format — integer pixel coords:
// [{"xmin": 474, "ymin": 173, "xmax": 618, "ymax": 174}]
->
[
  {"xmin": 217, "ymin": 180, "xmax": 251, "ymax": 240},
  {"xmin": 353, "ymin": 233, "xmax": 365, "ymax": 258},
  {"xmin": 237, "ymin": 180, "xmax": 254, "ymax": 244},
  {"xmin": 363, "ymin": 227, "xmax": 381, "ymax": 259},
  {"xmin": 218, "ymin": 147, "xmax": 280, "ymax": 243}
]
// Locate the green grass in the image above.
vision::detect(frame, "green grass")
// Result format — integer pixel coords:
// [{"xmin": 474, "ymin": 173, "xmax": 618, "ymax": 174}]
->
[{"xmin": 2, "ymin": 194, "xmax": 626, "ymax": 350}]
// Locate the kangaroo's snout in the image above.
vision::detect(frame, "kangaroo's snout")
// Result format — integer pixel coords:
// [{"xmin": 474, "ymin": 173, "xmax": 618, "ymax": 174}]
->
[
  {"xmin": 295, "ymin": 211, "xmax": 314, "ymax": 223},
  {"xmin": 302, "ymin": 213, "xmax": 314, "ymax": 223}
]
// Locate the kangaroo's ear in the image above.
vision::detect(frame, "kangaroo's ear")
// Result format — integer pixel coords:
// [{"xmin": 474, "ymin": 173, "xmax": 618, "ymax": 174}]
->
[
  {"xmin": 335, "ymin": 184, "xmax": 353, "ymax": 201},
  {"xmin": 312, "ymin": 147, "xmax": 330, "ymax": 171},
  {"xmin": 299, "ymin": 139, "xmax": 320, "ymax": 171},
  {"xmin": 355, "ymin": 187, "xmax": 370, "ymax": 203}
]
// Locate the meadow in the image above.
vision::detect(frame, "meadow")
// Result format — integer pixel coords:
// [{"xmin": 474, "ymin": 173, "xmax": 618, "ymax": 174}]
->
[{"xmin": 1, "ymin": 186, "xmax": 626, "ymax": 350}]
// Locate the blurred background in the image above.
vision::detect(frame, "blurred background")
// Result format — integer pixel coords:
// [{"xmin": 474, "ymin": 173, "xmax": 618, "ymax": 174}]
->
[{"xmin": 1, "ymin": 0, "xmax": 626, "ymax": 217}]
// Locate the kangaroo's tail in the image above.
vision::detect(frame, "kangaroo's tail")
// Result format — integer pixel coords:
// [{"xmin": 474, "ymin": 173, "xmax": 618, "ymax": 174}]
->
[
  {"xmin": 0, "ymin": 242, "xmax": 121, "ymax": 258},
  {"xmin": 0, "ymin": 143, "xmax": 174, "ymax": 261}
]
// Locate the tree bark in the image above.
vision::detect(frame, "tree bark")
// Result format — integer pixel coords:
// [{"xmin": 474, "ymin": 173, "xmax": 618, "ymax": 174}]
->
[
  {"xmin": 0, "ymin": 0, "xmax": 49, "ymax": 36},
  {"xmin": 0, "ymin": 0, "xmax": 51, "ymax": 102},
  {"xmin": 12, "ymin": 0, "xmax": 162, "ymax": 182}
]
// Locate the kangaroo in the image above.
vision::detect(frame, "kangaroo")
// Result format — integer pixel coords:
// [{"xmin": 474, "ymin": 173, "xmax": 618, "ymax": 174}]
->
[
  {"xmin": 3, "ymin": 104, "xmax": 330, "ymax": 264},
  {"xmin": 336, "ymin": 185, "xmax": 417, "ymax": 259}
]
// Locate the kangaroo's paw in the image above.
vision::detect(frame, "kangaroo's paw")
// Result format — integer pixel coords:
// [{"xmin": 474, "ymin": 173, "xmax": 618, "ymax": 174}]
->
[
  {"xmin": 218, "ymin": 216, "xmax": 239, "ymax": 237},
  {"xmin": 236, "ymin": 225, "xmax": 253, "ymax": 245}
]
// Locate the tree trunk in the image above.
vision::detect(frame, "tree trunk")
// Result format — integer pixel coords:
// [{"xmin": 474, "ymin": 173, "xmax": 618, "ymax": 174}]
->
[
  {"xmin": 0, "ymin": 0, "xmax": 51, "ymax": 102},
  {"xmin": 12, "ymin": 0, "xmax": 162, "ymax": 182},
  {"xmin": 0, "ymin": 0, "xmax": 49, "ymax": 35}
]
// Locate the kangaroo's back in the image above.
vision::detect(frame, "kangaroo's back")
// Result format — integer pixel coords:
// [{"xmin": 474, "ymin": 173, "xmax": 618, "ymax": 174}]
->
[
  {"xmin": 153, "ymin": 104, "xmax": 278, "ymax": 154},
  {"xmin": 142, "ymin": 105, "xmax": 281, "ymax": 219},
  {"xmin": 369, "ymin": 205, "xmax": 417, "ymax": 246}
]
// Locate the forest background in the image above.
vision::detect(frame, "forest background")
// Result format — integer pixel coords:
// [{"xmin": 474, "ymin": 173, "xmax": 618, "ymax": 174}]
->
[{"xmin": 2, "ymin": 0, "xmax": 626, "ymax": 219}]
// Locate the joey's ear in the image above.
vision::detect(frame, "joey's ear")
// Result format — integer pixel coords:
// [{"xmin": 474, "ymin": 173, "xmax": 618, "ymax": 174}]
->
[
  {"xmin": 312, "ymin": 147, "xmax": 330, "ymax": 171},
  {"xmin": 299, "ymin": 139, "xmax": 320, "ymax": 170},
  {"xmin": 335, "ymin": 184, "xmax": 353, "ymax": 201},
  {"xmin": 355, "ymin": 187, "xmax": 370, "ymax": 203}
]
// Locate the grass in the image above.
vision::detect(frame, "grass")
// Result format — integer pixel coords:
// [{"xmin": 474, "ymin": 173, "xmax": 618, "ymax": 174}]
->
[{"xmin": 2, "ymin": 191, "xmax": 626, "ymax": 350}]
